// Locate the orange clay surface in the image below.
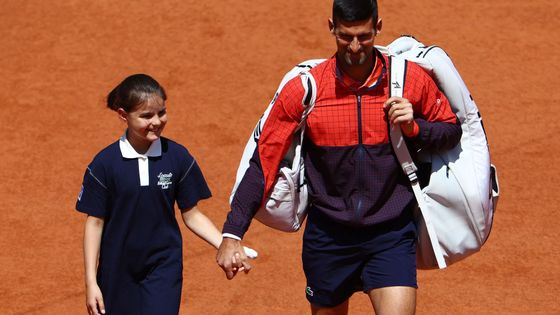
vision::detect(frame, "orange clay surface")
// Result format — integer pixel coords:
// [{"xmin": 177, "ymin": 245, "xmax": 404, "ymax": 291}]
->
[{"xmin": 1, "ymin": 0, "xmax": 559, "ymax": 314}]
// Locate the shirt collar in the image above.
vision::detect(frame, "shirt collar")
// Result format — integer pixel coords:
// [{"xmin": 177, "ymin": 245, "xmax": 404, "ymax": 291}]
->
[{"xmin": 119, "ymin": 131, "xmax": 162, "ymax": 159}]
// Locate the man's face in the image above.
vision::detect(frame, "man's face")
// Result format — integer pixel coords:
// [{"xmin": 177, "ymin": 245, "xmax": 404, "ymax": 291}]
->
[{"xmin": 331, "ymin": 18, "xmax": 379, "ymax": 67}]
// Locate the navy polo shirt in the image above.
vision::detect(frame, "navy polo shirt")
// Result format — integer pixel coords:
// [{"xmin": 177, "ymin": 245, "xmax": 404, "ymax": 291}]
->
[{"xmin": 76, "ymin": 134, "xmax": 211, "ymax": 297}]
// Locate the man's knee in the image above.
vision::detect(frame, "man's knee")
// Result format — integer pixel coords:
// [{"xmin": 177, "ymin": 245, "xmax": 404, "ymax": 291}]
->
[
  {"xmin": 310, "ymin": 299, "xmax": 349, "ymax": 315},
  {"xmin": 367, "ymin": 286, "xmax": 416, "ymax": 315}
]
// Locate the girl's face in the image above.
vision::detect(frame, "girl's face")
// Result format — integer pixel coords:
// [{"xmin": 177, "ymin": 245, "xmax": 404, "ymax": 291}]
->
[{"xmin": 118, "ymin": 95, "xmax": 167, "ymax": 153}]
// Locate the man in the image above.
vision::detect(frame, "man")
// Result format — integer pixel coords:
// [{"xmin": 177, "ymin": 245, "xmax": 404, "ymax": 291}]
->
[{"xmin": 217, "ymin": 0, "xmax": 462, "ymax": 314}]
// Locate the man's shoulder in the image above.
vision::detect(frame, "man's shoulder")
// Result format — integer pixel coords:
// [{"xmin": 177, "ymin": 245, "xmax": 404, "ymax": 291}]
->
[
  {"xmin": 273, "ymin": 57, "xmax": 334, "ymax": 106},
  {"xmin": 284, "ymin": 57, "xmax": 332, "ymax": 85},
  {"xmin": 402, "ymin": 59, "xmax": 431, "ymax": 81},
  {"xmin": 308, "ymin": 57, "xmax": 334, "ymax": 77}
]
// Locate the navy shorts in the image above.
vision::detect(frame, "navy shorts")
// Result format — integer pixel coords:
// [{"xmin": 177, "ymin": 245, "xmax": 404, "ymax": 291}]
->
[{"xmin": 302, "ymin": 208, "xmax": 418, "ymax": 307}]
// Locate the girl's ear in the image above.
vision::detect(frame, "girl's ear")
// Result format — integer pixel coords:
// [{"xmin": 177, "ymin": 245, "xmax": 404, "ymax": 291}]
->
[{"xmin": 117, "ymin": 108, "xmax": 128, "ymax": 123}]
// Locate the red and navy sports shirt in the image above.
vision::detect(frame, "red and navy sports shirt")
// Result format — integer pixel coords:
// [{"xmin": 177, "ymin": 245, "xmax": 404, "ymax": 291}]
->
[{"xmin": 224, "ymin": 51, "xmax": 461, "ymax": 238}]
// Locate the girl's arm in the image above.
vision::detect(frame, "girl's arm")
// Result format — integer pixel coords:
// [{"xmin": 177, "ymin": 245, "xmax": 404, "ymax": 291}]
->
[
  {"xmin": 183, "ymin": 206, "xmax": 258, "ymax": 279},
  {"xmin": 83, "ymin": 215, "xmax": 105, "ymax": 315},
  {"xmin": 180, "ymin": 205, "xmax": 222, "ymax": 249}
]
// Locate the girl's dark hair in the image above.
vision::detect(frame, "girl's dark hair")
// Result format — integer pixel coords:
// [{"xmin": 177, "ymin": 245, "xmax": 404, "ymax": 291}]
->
[
  {"xmin": 107, "ymin": 74, "xmax": 167, "ymax": 112},
  {"xmin": 332, "ymin": 0, "xmax": 378, "ymax": 26}
]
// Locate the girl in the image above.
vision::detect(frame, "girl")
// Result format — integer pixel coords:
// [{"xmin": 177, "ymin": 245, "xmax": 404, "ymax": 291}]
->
[{"xmin": 77, "ymin": 74, "xmax": 254, "ymax": 315}]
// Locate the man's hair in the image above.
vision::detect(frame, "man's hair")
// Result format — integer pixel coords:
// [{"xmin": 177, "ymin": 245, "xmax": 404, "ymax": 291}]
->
[{"xmin": 332, "ymin": 0, "xmax": 378, "ymax": 25}]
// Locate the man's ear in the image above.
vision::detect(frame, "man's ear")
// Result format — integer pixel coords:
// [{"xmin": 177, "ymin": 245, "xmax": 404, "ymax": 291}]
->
[
  {"xmin": 117, "ymin": 108, "xmax": 128, "ymax": 123},
  {"xmin": 328, "ymin": 18, "xmax": 335, "ymax": 34},
  {"xmin": 375, "ymin": 18, "xmax": 383, "ymax": 35}
]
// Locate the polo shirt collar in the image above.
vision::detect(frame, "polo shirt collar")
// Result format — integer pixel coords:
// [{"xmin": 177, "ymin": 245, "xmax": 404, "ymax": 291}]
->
[{"xmin": 119, "ymin": 131, "xmax": 162, "ymax": 159}]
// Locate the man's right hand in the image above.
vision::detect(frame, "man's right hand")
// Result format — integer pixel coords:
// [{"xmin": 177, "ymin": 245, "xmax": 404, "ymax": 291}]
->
[{"xmin": 216, "ymin": 237, "xmax": 252, "ymax": 280}]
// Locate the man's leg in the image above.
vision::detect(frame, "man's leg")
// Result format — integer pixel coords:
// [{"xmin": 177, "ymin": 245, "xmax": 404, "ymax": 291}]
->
[
  {"xmin": 302, "ymin": 210, "xmax": 363, "ymax": 313},
  {"xmin": 361, "ymin": 212, "xmax": 418, "ymax": 315},
  {"xmin": 311, "ymin": 300, "xmax": 349, "ymax": 315},
  {"xmin": 367, "ymin": 286, "xmax": 416, "ymax": 315}
]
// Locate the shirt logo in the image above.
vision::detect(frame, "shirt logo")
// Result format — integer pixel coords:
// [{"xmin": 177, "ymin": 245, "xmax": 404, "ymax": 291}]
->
[
  {"xmin": 157, "ymin": 172, "xmax": 173, "ymax": 189},
  {"xmin": 305, "ymin": 286, "xmax": 314, "ymax": 297},
  {"xmin": 392, "ymin": 81, "xmax": 401, "ymax": 89}
]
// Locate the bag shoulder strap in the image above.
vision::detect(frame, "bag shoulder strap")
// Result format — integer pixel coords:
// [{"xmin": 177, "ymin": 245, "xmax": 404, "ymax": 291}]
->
[
  {"xmin": 388, "ymin": 56, "xmax": 447, "ymax": 269},
  {"xmin": 388, "ymin": 56, "xmax": 418, "ymax": 181}
]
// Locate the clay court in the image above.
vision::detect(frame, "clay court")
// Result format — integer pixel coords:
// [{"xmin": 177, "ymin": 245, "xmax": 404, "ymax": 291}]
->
[{"xmin": 1, "ymin": 0, "xmax": 559, "ymax": 314}]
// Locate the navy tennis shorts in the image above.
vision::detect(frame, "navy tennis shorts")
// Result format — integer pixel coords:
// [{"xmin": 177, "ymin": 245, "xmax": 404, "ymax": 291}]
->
[{"xmin": 302, "ymin": 208, "xmax": 418, "ymax": 307}]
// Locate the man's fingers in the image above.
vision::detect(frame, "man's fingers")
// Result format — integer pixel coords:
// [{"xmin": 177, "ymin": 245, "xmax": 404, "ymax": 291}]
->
[
  {"xmin": 392, "ymin": 109, "xmax": 413, "ymax": 124},
  {"xmin": 384, "ymin": 97, "xmax": 400, "ymax": 109},
  {"xmin": 218, "ymin": 256, "xmax": 240, "ymax": 280},
  {"xmin": 229, "ymin": 251, "xmax": 252, "ymax": 275},
  {"xmin": 233, "ymin": 252, "xmax": 245, "ymax": 268},
  {"xmin": 222, "ymin": 261, "xmax": 236, "ymax": 280},
  {"xmin": 226, "ymin": 269, "xmax": 236, "ymax": 280},
  {"xmin": 216, "ymin": 239, "xmax": 253, "ymax": 279},
  {"xmin": 217, "ymin": 237, "xmax": 246, "ymax": 280},
  {"xmin": 241, "ymin": 260, "xmax": 252, "ymax": 273},
  {"xmin": 387, "ymin": 103, "xmax": 413, "ymax": 124}
]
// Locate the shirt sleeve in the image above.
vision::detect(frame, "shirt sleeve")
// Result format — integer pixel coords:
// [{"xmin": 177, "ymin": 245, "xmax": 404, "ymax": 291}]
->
[
  {"xmin": 75, "ymin": 162, "xmax": 109, "ymax": 218},
  {"xmin": 222, "ymin": 76, "xmax": 306, "ymax": 238},
  {"xmin": 176, "ymin": 153, "xmax": 212, "ymax": 210},
  {"xmin": 404, "ymin": 62, "xmax": 462, "ymax": 151}
]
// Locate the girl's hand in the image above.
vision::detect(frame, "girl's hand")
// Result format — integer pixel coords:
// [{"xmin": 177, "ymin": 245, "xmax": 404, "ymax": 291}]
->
[{"xmin": 86, "ymin": 283, "xmax": 105, "ymax": 315}]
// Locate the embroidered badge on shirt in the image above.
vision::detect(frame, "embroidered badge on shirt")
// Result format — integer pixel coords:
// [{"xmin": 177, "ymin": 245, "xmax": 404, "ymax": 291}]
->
[{"xmin": 157, "ymin": 172, "xmax": 173, "ymax": 189}]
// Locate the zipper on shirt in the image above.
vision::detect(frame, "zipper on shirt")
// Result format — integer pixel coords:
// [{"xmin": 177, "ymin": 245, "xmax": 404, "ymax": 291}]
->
[
  {"xmin": 356, "ymin": 95, "xmax": 363, "ymax": 144},
  {"xmin": 354, "ymin": 94, "xmax": 365, "ymax": 224}
]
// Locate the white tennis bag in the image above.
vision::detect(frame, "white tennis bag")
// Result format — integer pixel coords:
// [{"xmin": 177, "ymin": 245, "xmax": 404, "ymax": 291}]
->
[
  {"xmin": 229, "ymin": 60, "xmax": 321, "ymax": 232},
  {"xmin": 383, "ymin": 36, "xmax": 500, "ymax": 269}
]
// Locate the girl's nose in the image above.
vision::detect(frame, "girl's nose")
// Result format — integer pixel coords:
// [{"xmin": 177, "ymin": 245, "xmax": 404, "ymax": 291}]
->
[{"xmin": 151, "ymin": 116, "xmax": 161, "ymax": 126}]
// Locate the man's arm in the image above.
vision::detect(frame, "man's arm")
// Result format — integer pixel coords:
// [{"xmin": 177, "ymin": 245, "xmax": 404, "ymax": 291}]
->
[
  {"xmin": 217, "ymin": 76, "xmax": 307, "ymax": 279},
  {"xmin": 398, "ymin": 63, "xmax": 462, "ymax": 151}
]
